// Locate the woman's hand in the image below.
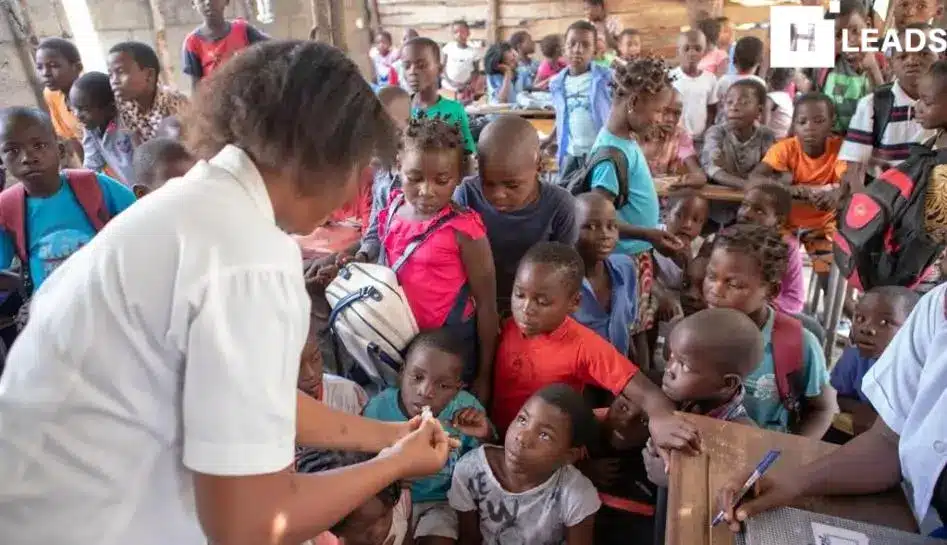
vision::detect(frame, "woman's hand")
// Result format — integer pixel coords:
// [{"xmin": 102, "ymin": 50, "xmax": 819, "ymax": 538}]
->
[
  {"xmin": 647, "ymin": 229, "xmax": 686, "ymax": 259},
  {"xmin": 716, "ymin": 469, "xmax": 804, "ymax": 532},
  {"xmin": 380, "ymin": 417, "xmax": 453, "ymax": 479}
]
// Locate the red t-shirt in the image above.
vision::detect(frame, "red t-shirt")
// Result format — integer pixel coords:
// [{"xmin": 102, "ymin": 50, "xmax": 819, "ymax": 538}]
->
[
  {"xmin": 490, "ymin": 317, "xmax": 639, "ymax": 433},
  {"xmin": 183, "ymin": 19, "xmax": 267, "ymax": 80}
]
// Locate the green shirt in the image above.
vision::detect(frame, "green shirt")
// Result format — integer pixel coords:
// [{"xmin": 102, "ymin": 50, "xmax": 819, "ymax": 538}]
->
[
  {"xmin": 412, "ymin": 96, "xmax": 476, "ymax": 154},
  {"xmin": 816, "ymin": 58, "xmax": 871, "ymax": 134}
]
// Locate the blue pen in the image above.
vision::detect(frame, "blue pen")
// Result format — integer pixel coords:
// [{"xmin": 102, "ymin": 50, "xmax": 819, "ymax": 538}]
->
[{"xmin": 710, "ymin": 449, "xmax": 782, "ymax": 527}]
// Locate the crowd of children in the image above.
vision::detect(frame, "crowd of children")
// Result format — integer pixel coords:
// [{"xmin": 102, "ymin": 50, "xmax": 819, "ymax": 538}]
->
[{"xmin": 2, "ymin": 0, "xmax": 947, "ymax": 542}]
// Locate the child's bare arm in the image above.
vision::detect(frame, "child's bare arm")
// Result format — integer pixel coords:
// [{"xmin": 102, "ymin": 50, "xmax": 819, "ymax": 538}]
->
[
  {"xmin": 296, "ymin": 390, "xmax": 409, "ymax": 451},
  {"xmin": 457, "ymin": 232, "xmax": 499, "ymax": 404},
  {"xmin": 457, "ymin": 511, "xmax": 482, "ymax": 545},
  {"xmin": 565, "ymin": 515, "xmax": 596, "ymax": 545},
  {"xmin": 796, "ymin": 384, "xmax": 839, "ymax": 439},
  {"xmin": 620, "ymin": 373, "xmax": 700, "ymax": 453}
]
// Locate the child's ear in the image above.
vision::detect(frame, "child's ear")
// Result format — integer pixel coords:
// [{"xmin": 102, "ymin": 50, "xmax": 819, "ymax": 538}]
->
[
  {"xmin": 722, "ymin": 373, "xmax": 742, "ymax": 395},
  {"xmin": 568, "ymin": 290, "xmax": 582, "ymax": 314},
  {"xmin": 76, "ymin": 61, "xmax": 84, "ymax": 74}
]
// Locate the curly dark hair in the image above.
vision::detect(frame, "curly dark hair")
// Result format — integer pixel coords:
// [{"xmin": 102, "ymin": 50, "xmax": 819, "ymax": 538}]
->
[
  {"xmin": 712, "ymin": 224, "xmax": 789, "ymax": 290},
  {"xmin": 729, "ymin": 78, "xmax": 768, "ymax": 107},
  {"xmin": 406, "ymin": 328, "xmax": 467, "ymax": 368},
  {"xmin": 611, "ymin": 56, "xmax": 674, "ymax": 100},
  {"xmin": 732, "ymin": 36, "xmax": 764, "ymax": 72},
  {"xmin": 108, "ymin": 41, "xmax": 160, "ymax": 73},
  {"xmin": 533, "ymin": 383, "xmax": 599, "ymax": 447},
  {"xmin": 484, "ymin": 42, "xmax": 515, "ymax": 75},
  {"xmin": 793, "ymin": 91, "xmax": 836, "ymax": 124},
  {"xmin": 37, "ymin": 37, "xmax": 81, "ymax": 64},
  {"xmin": 72, "ymin": 71, "xmax": 114, "ymax": 108},
  {"xmin": 401, "ymin": 115, "xmax": 469, "ymax": 174},
  {"xmin": 509, "ymin": 30, "xmax": 532, "ymax": 52},
  {"xmin": 186, "ymin": 40, "xmax": 397, "ymax": 194},
  {"xmin": 747, "ymin": 182, "xmax": 792, "ymax": 222},
  {"xmin": 520, "ymin": 241, "xmax": 586, "ymax": 294},
  {"xmin": 539, "ymin": 34, "xmax": 563, "ymax": 58}
]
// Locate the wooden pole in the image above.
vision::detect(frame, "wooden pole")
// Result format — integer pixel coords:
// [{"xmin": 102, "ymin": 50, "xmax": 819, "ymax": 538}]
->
[
  {"xmin": 486, "ymin": 0, "xmax": 499, "ymax": 43},
  {"xmin": 1, "ymin": 0, "xmax": 45, "ymax": 109},
  {"xmin": 145, "ymin": 0, "xmax": 175, "ymax": 86}
]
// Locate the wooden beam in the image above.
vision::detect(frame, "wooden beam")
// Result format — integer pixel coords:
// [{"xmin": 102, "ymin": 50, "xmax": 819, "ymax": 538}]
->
[
  {"xmin": 487, "ymin": 0, "xmax": 499, "ymax": 43},
  {"xmin": 1, "ymin": 0, "xmax": 45, "ymax": 109},
  {"xmin": 145, "ymin": 0, "xmax": 175, "ymax": 86}
]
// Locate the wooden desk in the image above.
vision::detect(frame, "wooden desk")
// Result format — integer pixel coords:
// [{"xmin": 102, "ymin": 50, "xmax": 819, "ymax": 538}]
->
[
  {"xmin": 654, "ymin": 177, "xmax": 746, "ymax": 202},
  {"xmin": 666, "ymin": 414, "xmax": 918, "ymax": 545},
  {"xmin": 464, "ymin": 105, "xmax": 555, "ymax": 118}
]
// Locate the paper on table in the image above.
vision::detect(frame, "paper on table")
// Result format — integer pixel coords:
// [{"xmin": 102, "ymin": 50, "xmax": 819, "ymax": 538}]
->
[{"xmin": 812, "ymin": 522, "xmax": 870, "ymax": 545}]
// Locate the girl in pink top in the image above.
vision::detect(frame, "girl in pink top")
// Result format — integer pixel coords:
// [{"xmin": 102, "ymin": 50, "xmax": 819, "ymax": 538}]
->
[
  {"xmin": 533, "ymin": 34, "xmax": 567, "ymax": 90},
  {"xmin": 378, "ymin": 116, "xmax": 499, "ymax": 400}
]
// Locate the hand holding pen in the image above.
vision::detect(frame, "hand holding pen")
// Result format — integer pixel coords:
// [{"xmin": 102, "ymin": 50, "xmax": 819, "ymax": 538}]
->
[{"xmin": 714, "ymin": 449, "xmax": 806, "ymax": 533}]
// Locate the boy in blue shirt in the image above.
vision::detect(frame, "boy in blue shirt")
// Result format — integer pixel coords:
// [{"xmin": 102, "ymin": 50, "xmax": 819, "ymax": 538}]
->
[
  {"xmin": 363, "ymin": 329, "xmax": 494, "ymax": 543},
  {"xmin": 0, "ymin": 107, "xmax": 135, "ymax": 291}
]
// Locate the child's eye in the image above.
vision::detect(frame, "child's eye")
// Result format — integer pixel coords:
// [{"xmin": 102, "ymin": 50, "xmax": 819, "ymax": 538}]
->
[
  {"xmin": 880, "ymin": 319, "xmax": 890, "ymax": 326},
  {"xmin": 33, "ymin": 142, "xmax": 47, "ymax": 150},
  {"xmin": 539, "ymin": 432, "xmax": 550, "ymax": 440},
  {"xmin": 515, "ymin": 415, "xmax": 527, "ymax": 425}
]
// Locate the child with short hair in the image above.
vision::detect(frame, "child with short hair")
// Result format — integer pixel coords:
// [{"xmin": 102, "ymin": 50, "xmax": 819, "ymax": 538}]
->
[
  {"xmin": 69, "ymin": 71, "xmax": 139, "ymax": 186},
  {"xmin": 640, "ymin": 89, "xmax": 706, "ymax": 185},
  {"xmin": 441, "ymin": 20, "xmax": 483, "ymax": 103},
  {"xmin": 752, "ymin": 92, "xmax": 845, "ymax": 282},
  {"xmin": 451, "ymin": 383, "xmax": 602, "ymax": 544},
  {"xmin": 509, "ymin": 30, "xmax": 538, "ymax": 89},
  {"xmin": 696, "ymin": 17, "xmax": 728, "ymax": 78},
  {"xmin": 130, "ymin": 137, "xmax": 195, "ymax": 198},
  {"xmin": 681, "ymin": 254, "xmax": 710, "ymax": 316},
  {"xmin": 403, "ymin": 37, "xmax": 476, "ymax": 154},
  {"xmin": 183, "ymin": 0, "xmax": 267, "ymax": 89},
  {"xmin": 584, "ymin": 0, "xmax": 623, "ymax": 50},
  {"xmin": 549, "ymin": 21, "xmax": 612, "ymax": 180},
  {"xmin": 34, "ymin": 38, "xmax": 83, "ymax": 164},
  {"xmin": 892, "ymin": 0, "xmax": 944, "ymax": 25},
  {"xmin": 378, "ymin": 116, "xmax": 498, "ymax": 399},
  {"xmin": 712, "ymin": 36, "xmax": 766, "ymax": 124},
  {"xmin": 369, "ymin": 30, "xmax": 399, "ymax": 86},
  {"xmin": 484, "ymin": 42, "xmax": 521, "ymax": 104},
  {"xmin": 671, "ymin": 30, "xmax": 719, "ymax": 144},
  {"xmin": 0, "ymin": 107, "xmax": 136, "ymax": 291},
  {"xmin": 108, "ymin": 41, "xmax": 189, "ymax": 143},
  {"xmin": 616, "ymin": 28, "xmax": 642, "ymax": 65},
  {"xmin": 534, "ymin": 34, "xmax": 567, "ymax": 91},
  {"xmin": 704, "ymin": 224, "xmax": 835, "ymax": 437},
  {"xmin": 364, "ymin": 329, "xmax": 493, "ymax": 544},
  {"xmin": 654, "ymin": 191, "xmax": 709, "ymax": 292},
  {"xmin": 454, "ymin": 115, "xmax": 577, "ymax": 317},
  {"xmin": 766, "ymin": 68, "xmax": 795, "ymax": 139}
]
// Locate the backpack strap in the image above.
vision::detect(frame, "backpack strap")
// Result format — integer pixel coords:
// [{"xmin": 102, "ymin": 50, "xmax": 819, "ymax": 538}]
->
[
  {"xmin": 62, "ymin": 169, "xmax": 111, "ymax": 231},
  {"xmin": 0, "ymin": 184, "xmax": 28, "ymax": 264},
  {"xmin": 771, "ymin": 310, "xmax": 806, "ymax": 419},
  {"xmin": 587, "ymin": 146, "xmax": 631, "ymax": 208},
  {"xmin": 382, "ymin": 193, "xmax": 462, "ymax": 273},
  {"xmin": 871, "ymin": 83, "xmax": 895, "ymax": 150}
]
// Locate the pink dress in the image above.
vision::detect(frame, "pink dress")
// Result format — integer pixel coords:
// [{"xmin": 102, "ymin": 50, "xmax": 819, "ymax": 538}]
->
[
  {"xmin": 536, "ymin": 58, "xmax": 568, "ymax": 82},
  {"xmin": 697, "ymin": 48, "xmax": 729, "ymax": 76},
  {"xmin": 379, "ymin": 195, "xmax": 486, "ymax": 329},
  {"xmin": 774, "ymin": 234, "xmax": 805, "ymax": 315}
]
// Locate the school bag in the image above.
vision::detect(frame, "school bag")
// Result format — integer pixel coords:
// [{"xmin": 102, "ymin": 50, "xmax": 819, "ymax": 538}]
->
[
  {"xmin": 832, "ymin": 137, "xmax": 947, "ymax": 291},
  {"xmin": 770, "ymin": 311, "xmax": 807, "ymax": 431},
  {"xmin": 559, "ymin": 146, "xmax": 631, "ymax": 208}
]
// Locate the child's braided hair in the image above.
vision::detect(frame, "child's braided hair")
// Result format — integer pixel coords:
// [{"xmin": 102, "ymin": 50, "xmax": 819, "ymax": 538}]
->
[
  {"xmin": 611, "ymin": 56, "xmax": 674, "ymax": 101},
  {"xmin": 712, "ymin": 223, "xmax": 789, "ymax": 290},
  {"xmin": 401, "ymin": 114, "xmax": 469, "ymax": 174}
]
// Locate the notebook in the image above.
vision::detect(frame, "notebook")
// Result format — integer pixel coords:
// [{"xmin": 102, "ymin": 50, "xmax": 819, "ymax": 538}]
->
[{"xmin": 737, "ymin": 507, "xmax": 947, "ymax": 545}]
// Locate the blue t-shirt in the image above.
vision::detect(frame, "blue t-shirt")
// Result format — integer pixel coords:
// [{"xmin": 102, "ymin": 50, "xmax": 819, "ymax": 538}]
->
[
  {"xmin": 0, "ymin": 173, "xmax": 135, "ymax": 288},
  {"xmin": 589, "ymin": 129, "xmax": 661, "ymax": 255},
  {"xmin": 363, "ymin": 387, "xmax": 489, "ymax": 502},
  {"xmin": 743, "ymin": 308, "xmax": 830, "ymax": 433},
  {"xmin": 573, "ymin": 253, "xmax": 637, "ymax": 355},
  {"xmin": 830, "ymin": 346, "xmax": 877, "ymax": 403}
]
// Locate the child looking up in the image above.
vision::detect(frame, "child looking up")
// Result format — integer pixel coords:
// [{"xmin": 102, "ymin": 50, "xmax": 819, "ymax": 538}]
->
[
  {"xmin": 766, "ymin": 68, "xmax": 795, "ymax": 139},
  {"xmin": 573, "ymin": 193, "xmax": 638, "ymax": 356},
  {"xmin": 450, "ymin": 384, "xmax": 602, "ymax": 544},
  {"xmin": 534, "ymin": 34, "xmax": 566, "ymax": 91},
  {"xmin": 403, "ymin": 37, "xmax": 476, "ymax": 155},
  {"xmin": 696, "ymin": 17, "xmax": 728, "ymax": 78},
  {"xmin": 108, "ymin": 42, "xmax": 189, "ymax": 144},
  {"xmin": 712, "ymin": 36, "xmax": 766, "ymax": 124},
  {"xmin": 364, "ymin": 329, "xmax": 494, "ymax": 544},
  {"xmin": 378, "ymin": 116, "xmax": 498, "ymax": 400},
  {"xmin": 640, "ymin": 89, "xmax": 706, "ymax": 185},
  {"xmin": 753, "ymin": 93, "xmax": 844, "ymax": 282},
  {"xmin": 34, "ymin": 38, "xmax": 83, "ymax": 164},
  {"xmin": 491, "ymin": 242, "xmax": 701, "ymax": 448},
  {"xmin": 130, "ymin": 137, "xmax": 195, "ymax": 198},
  {"xmin": 369, "ymin": 30, "xmax": 398, "ymax": 86},
  {"xmin": 183, "ymin": 0, "xmax": 267, "ymax": 89},
  {"xmin": 0, "ymin": 107, "xmax": 136, "ymax": 290},
  {"xmin": 671, "ymin": 30, "xmax": 718, "ymax": 144},
  {"xmin": 441, "ymin": 20, "xmax": 483, "ymax": 103},
  {"xmin": 69, "ymin": 72, "xmax": 138, "ymax": 186},
  {"xmin": 548, "ymin": 21, "xmax": 612, "ymax": 180},
  {"xmin": 509, "ymin": 30, "xmax": 538, "ymax": 89},
  {"xmin": 454, "ymin": 115, "xmax": 577, "ymax": 317},
  {"xmin": 831, "ymin": 286, "xmax": 919, "ymax": 436},
  {"xmin": 616, "ymin": 28, "xmax": 642, "ymax": 65},
  {"xmin": 704, "ymin": 224, "xmax": 835, "ymax": 437}
]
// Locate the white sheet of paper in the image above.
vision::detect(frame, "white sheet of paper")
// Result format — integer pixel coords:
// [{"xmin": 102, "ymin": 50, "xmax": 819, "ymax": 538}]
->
[{"xmin": 811, "ymin": 522, "xmax": 870, "ymax": 545}]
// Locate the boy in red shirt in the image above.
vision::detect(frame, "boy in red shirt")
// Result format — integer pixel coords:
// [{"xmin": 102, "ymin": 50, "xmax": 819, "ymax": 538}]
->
[
  {"xmin": 183, "ymin": 0, "xmax": 267, "ymax": 90},
  {"xmin": 489, "ymin": 242, "xmax": 701, "ymax": 453}
]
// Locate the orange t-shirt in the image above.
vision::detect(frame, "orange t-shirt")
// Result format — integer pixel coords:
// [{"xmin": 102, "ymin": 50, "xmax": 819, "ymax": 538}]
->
[
  {"xmin": 490, "ymin": 317, "xmax": 639, "ymax": 433},
  {"xmin": 43, "ymin": 87, "xmax": 82, "ymax": 141},
  {"xmin": 762, "ymin": 135, "xmax": 847, "ymax": 232}
]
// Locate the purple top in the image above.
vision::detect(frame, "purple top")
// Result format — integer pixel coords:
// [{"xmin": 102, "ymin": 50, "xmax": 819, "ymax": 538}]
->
[
  {"xmin": 830, "ymin": 346, "xmax": 877, "ymax": 403},
  {"xmin": 774, "ymin": 235, "xmax": 805, "ymax": 315}
]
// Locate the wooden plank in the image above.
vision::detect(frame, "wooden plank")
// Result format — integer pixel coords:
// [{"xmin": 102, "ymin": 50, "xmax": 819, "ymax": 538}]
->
[
  {"xmin": 666, "ymin": 414, "xmax": 918, "ymax": 545},
  {"xmin": 465, "ymin": 105, "xmax": 554, "ymax": 118},
  {"xmin": 654, "ymin": 178, "xmax": 746, "ymax": 202},
  {"xmin": 487, "ymin": 0, "xmax": 499, "ymax": 42}
]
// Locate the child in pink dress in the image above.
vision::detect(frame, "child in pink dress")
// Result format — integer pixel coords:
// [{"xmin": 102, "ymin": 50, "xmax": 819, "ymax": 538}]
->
[{"xmin": 378, "ymin": 116, "xmax": 499, "ymax": 401}]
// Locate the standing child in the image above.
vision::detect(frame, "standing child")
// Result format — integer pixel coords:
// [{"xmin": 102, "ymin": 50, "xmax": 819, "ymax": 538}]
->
[
  {"xmin": 584, "ymin": 0, "xmax": 623, "ymax": 50},
  {"xmin": 704, "ymin": 224, "xmax": 836, "ymax": 436},
  {"xmin": 369, "ymin": 30, "xmax": 399, "ymax": 86},
  {"xmin": 108, "ymin": 42, "xmax": 189, "ymax": 144},
  {"xmin": 34, "ymin": 38, "xmax": 84, "ymax": 166},
  {"xmin": 69, "ymin": 72, "xmax": 138, "ymax": 186},
  {"xmin": 378, "ymin": 116, "xmax": 498, "ymax": 399},
  {"xmin": 534, "ymin": 34, "xmax": 567, "ymax": 91},
  {"xmin": 548, "ymin": 21, "xmax": 612, "ymax": 180},
  {"xmin": 766, "ymin": 68, "xmax": 796, "ymax": 140},
  {"xmin": 183, "ymin": 0, "xmax": 267, "ymax": 89},
  {"xmin": 450, "ymin": 384, "xmax": 602, "ymax": 545},
  {"xmin": 752, "ymin": 92, "xmax": 845, "ymax": 285},
  {"xmin": 441, "ymin": 20, "xmax": 483, "ymax": 103},
  {"xmin": 712, "ymin": 36, "xmax": 766, "ymax": 125},
  {"xmin": 615, "ymin": 28, "xmax": 642, "ymax": 67},
  {"xmin": 454, "ymin": 115, "xmax": 577, "ymax": 317},
  {"xmin": 640, "ymin": 89, "xmax": 706, "ymax": 185},
  {"xmin": 670, "ymin": 30, "xmax": 719, "ymax": 145},
  {"xmin": 509, "ymin": 30, "xmax": 539, "ymax": 90},
  {"xmin": 696, "ymin": 17, "xmax": 728, "ymax": 78},
  {"xmin": 130, "ymin": 137, "xmax": 196, "ymax": 198},
  {"xmin": 364, "ymin": 330, "xmax": 494, "ymax": 544},
  {"xmin": 403, "ymin": 37, "xmax": 476, "ymax": 155}
]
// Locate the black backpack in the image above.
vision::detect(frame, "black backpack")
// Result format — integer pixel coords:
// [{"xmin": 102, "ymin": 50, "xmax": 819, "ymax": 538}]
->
[
  {"xmin": 833, "ymin": 135, "xmax": 947, "ymax": 291},
  {"xmin": 559, "ymin": 147, "xmax": 631, "ymax": 207},
  {"xmin": 864, "ymin": 83, "xmax": 896, "ymax": 184}
]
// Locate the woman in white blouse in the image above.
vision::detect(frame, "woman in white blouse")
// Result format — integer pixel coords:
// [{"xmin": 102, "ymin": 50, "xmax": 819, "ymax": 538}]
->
[{"xmin": 0, "ymin": 41, "xmax": 451, "ymax": 545}]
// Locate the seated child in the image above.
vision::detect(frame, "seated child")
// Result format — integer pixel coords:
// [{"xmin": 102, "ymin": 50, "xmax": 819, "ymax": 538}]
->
[
  {"xmin": 752, "ymin": 92, "xmax": 845, "ymax": 283},
  {"xmin": 0, "ymin": 107, "xmax": 136, "ymax": 292},
  {"xmin": 107, "ymin": 42, "xmax": 189, "ymax": 143},
  {"xmin": 296, "ymin": 449, "xmax": 412, "ymax": 545},
  {"xmin": 509, "ymin": 30, "xmax": 539, "ymax": 90},
  {"xmin": 616, "ymin": 28, "xmax": 642, "ymax": 66},
  {"xmin": 378, "ymin": 116, "xmax": 498, "ymax": 396},
  {"xmin": 572, "ymin": 193, "xmax": 638, "ymax": 356},
  {"xmin": 35, "ymin": 38, "xmax": 84, "ymax": 166},
  {"xmin": 490, "ymin": 242, "xmax": 701, "ymax": 449},
  {"xmin": 704, "ymin": 224, "xmax": 835, "ymax": 437},
  {"xmin": 364, "ymin": 329, "xmax": 493, "ymax": 544},
  {"xmin": 829, "ymin": 286, "xmax": 919, "ymax": 438},
  {"xmin": 670, "ymin": 30, "xmax": 718, "ymax": 145},
  {"xmin": 130, "ymin": 137, "xmax": 195, "ymax": 198},
  {"xmin": 680, "ymin": 254, "xmax": 710, "ymax": 317},
  {"xmin": 766, "ymin": 68, "xmax": 795, "ymax": 140},
  {"xmin": 298, "ymin": 332, "xmax": 368, "ymax": 415},
  {"xmin": 640, "ymin": 88, "xmax": 706, "ymax": 185},
  {"xmin": 484, "ymin": 42, "xmax": 522, "ymax": 104},
  {"xmin": 696, "ymin": 17, "xmax": 729, "ymax": 78},
  {"xmin": 654, "ymin": 191, "xmax": 709, "ymax": 293},
  {"xmin": 441, "ymin": 20, "xmax": 484, "ymax": 104},
  {"xmin": 534, "ymin": 34, "xmax": 567, "ymax": 91},
  {"xmin": 70, "ymin": 71, "xmax": 138, "ymax": 186},
  {"xmin": 450, "ymin": 383, "xmax": 602, "ymax": 545},
  {"xmin": 454, "ymin": 115, "xmax": 577, "ymax": 316},
  {"xmin": 711, "ymin": 36, "xmax": 766, "ymax": 125}
]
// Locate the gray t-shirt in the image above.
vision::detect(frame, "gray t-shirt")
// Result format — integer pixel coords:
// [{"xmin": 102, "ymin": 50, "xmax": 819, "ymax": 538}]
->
[
  {"xmin": 448, "ymin": 446, "xmax": 601, "ymax": 544},
  {"xmin": 454, "ymin": 178, "xmax": 578, "ymax": 314},
  {"xmin": 565, "ymin": 71, "xmax": 597, "ymax": 156}
]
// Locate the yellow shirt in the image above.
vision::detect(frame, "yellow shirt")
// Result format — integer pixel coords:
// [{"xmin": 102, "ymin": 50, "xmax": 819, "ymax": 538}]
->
[{"xmin": 43, "ymin": 87, "xmax": 82, "ymax": 141}]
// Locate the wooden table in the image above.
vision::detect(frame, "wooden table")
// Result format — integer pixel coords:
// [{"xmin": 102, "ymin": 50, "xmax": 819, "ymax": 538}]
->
[
  {"xmin": 654, "ymin": 177, "xmax": 746, "ymax": 202},
  {"xmin": 464, "ymin": 105, "xmax": 555, "ymax": 118},
  {"xmin": 666, "ymin": 414, "xmax": 918, "ymax": 545}
]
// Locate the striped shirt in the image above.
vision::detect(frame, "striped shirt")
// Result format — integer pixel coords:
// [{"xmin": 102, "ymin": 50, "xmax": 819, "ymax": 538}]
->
[{"xmin": 839, "ymin": 80, "xmax": 936, "ymax": 177}]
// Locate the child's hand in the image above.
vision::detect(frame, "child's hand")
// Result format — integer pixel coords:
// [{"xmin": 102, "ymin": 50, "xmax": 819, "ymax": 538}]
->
[
  {"xmin": 581, "ymin": 457, "xmax": 622, "ymax": 487},
  {"xmin": 381, "ymin": 417, "xmax": 453, "ymax": 479},
  {"xmin": 642, "ymin": 438, "xmax": 668, "ymax": 487},
  {"xmin": 648, "ymin": 229, "xmax": 686, "ymax": 259},
  {"xmin": 647, "ymin": 413, "xmax": 701, "ymax": 455},
  {"xmin": 313, "ymin": 264, "xmax": 339, "ymax": 289},
  {"xmin": 451, "ymin": 407, "xmax": 493, "ymax": 441},
  {"xmin": 655, "ymin": 292, "xmax": 683, "ymax": 323}
]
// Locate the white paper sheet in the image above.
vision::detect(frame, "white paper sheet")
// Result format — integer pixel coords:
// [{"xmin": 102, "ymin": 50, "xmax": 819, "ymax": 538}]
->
[{"xmin": 812, "ymin": 522, "xmax": 871, "ymax": 545}]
